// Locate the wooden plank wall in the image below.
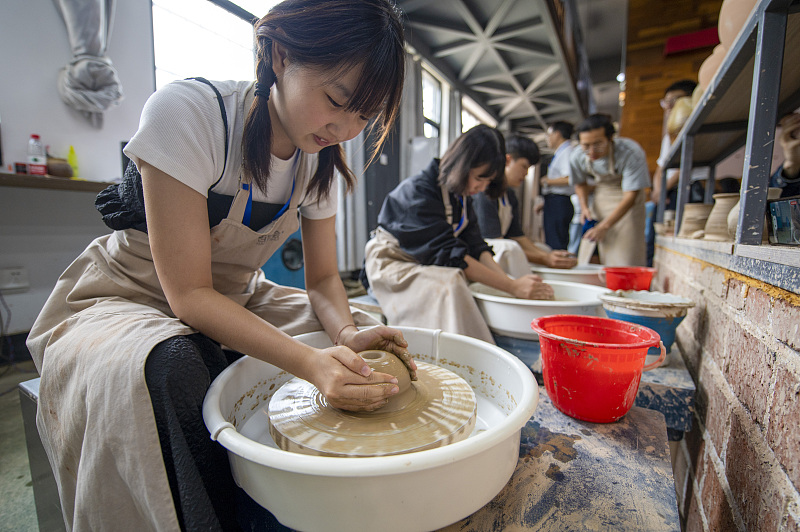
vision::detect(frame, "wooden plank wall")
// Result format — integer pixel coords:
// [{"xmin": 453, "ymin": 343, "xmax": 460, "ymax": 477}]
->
[{"xmin": 620, "ymin": 0, "xmax": 724, "ymax": 174}]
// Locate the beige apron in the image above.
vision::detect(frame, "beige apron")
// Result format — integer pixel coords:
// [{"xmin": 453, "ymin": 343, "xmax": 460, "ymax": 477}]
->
[
  {"xmin": 497, "ymin": 192, "xmax": 513, "ymax": 237},
  {"xmin": 584, "ymin": 147, "xmax": 646, "ymax": 266},
  {"xmin": 26, "ymin": 154, "xmax": 375, "ymax": 531},
  {"xmin": 365, "ymin": 187, "xmax": 494, "ymax": 344}
]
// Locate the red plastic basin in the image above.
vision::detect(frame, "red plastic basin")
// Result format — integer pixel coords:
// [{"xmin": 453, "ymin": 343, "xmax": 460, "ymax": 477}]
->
[
  {"xmin": 601, "ymin": 266, "xmax": 656, "ymax": 291},
  {"xmin": 531, "ymin": 314, "xmax": 664, "ymax": 423}
]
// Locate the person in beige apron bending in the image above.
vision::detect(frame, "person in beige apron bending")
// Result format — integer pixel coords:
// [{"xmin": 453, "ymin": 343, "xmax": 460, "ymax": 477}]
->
[
  {"xmin": 569, "ymin": 114, "xmax": 650, "ymax": 266},
  {"xmin": 474, "ymin": 134, "xmax": 577, "ymax": 277},
  {"xmin": 364, "ymin": 126, "xmax": 553, "ymax": 345},
  {"xmin": 25, "ymin": 2, "xmax": 408, "ymax": 530}
]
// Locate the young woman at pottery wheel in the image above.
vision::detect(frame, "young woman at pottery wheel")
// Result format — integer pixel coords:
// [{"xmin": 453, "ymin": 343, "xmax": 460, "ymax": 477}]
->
[
  {"xmin": 26, "ymin": 1, "xmax": 410, "ymax": 530},
  {"xmin": 363, "ymin": 125, "xmax": 554, "ymax": 345}
]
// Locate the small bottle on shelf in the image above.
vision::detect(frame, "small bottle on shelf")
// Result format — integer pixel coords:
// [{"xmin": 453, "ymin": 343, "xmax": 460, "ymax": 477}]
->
[{"xmin": 27, "ymin": 134, "xmax": 47, "ymax": 175}]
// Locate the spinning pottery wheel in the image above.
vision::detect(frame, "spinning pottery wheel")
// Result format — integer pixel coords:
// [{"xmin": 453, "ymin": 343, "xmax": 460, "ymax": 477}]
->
[{"xmin": 268, "ymin": 350, "xmax": 477, "ymax": 457}]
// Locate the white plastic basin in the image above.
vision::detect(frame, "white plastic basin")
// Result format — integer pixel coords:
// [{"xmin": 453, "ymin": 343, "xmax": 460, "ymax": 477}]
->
[
  {"xmin": 202, "ymin": 326, "xmax": 539, "ymax": 532},
  {"xmin": 471, "ymin": 280, "xmax": 610, "ymax": 340},
  {"xmin": 530, "ymin": 263, "xmax": 606, "ymax": 287}
]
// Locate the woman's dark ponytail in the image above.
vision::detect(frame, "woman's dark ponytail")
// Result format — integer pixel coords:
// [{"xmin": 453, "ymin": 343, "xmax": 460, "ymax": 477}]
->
[{"xmin": 242, "ymin": 26, "xmax": 277, "ymax": 195}]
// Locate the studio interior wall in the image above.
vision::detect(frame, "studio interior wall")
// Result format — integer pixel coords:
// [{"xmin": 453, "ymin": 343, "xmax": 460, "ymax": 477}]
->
[{"xmin": 0, "ymin": 0, "xmax": 155, "ymax": 334}]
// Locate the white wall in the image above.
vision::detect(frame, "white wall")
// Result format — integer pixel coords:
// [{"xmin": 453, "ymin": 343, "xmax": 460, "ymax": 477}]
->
[
  {"xmin": 0, "ymin": 0, "xmax": 156, "ymax": 334},
  {"xmin": 1, "ymin": 0, "xmax": 155, "ymax": 181}
]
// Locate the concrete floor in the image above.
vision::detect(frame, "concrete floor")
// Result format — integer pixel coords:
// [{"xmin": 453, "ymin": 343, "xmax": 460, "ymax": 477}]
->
[{"xmin": 0, "ymin": 361, "xmax": 40, "ymax": 532}]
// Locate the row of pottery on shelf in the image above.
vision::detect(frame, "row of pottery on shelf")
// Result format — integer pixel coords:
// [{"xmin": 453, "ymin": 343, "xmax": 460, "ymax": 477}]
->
[{"xmin": 677, "ymin": 188, "xmax": 782, "ymax": 241}]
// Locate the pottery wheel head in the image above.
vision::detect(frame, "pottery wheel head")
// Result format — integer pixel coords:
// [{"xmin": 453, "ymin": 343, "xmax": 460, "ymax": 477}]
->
[{"xmin": 268, "ymin": 360, "xmax": 477, "ymax": 457}]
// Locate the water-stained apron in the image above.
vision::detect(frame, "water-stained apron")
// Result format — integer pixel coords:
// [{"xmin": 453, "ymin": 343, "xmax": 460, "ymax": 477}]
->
[
  {"xmin": 365, "ymin": 186, "xmax": 495, "ymax": 344},
  {"xmin": 26, "ymin": 155, "xmax": 375, "ymax": 531},
  {"xmin": 583, "ymin": 148, "xmax": 646, "ymax": 266}
]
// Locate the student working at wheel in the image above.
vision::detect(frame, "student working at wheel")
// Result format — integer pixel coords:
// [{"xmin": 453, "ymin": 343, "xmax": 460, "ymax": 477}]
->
[
  {"xmin": 26, "ymin": 1, "xmax": 410, "ymax": 529},
  {"xmin": 473, "ymin": 134, "xmax": 577, "ymax": 278},
  {"xmin": 364, "ymin": 125, "xmax": 554, "ymax": 345}
]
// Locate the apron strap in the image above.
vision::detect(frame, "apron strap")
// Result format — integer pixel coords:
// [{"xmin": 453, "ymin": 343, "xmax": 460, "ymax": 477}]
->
[{"xmin": 441, "ymin": 185, "xmax": 468, "ymax": 237}]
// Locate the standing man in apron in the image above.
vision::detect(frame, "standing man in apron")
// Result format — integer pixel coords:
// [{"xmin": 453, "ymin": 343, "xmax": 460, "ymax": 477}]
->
[
  {"xmin": 569, "ymin": 114, "xmax": 650, "ymax": 266},
  {"xmin": 364, "ymin": 126, "xmax": 553, "ymax": 345},
  {"xmin": 26, "ymin": 1, "xmax": 410, "ymax": 530},
  {"xmin": 474, "ymin": 134, "xmax": 576, "ymax": 277}
]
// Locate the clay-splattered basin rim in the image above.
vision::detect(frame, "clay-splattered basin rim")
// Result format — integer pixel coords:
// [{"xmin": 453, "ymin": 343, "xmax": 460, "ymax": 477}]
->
[
  {"xmin": 203, "ymin": 327, "xmax": 539, "ymax": 477},
  {"xmin": 598, "ymin": 290, "xmax": 695, "ymax": 311}
]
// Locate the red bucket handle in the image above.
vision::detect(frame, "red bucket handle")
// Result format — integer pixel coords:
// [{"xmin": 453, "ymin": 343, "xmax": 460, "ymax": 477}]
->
[{"xmin": 642, "ymin": 341, "xmax": 666, "ymax": 372}]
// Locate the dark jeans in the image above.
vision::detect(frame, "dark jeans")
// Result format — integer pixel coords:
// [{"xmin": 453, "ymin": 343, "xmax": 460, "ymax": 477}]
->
[
  {"xmin": 543, "ymin": 194, "xmax": 574, "ymax": 250},
  {"xmin": 145, "ymin": 334, "xmax": 290, "ymax": 531}
]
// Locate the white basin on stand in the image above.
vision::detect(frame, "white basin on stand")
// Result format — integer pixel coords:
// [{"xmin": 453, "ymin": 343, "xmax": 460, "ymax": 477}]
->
[
  {"xmin": 471, "ymin": 280, "xmax": 610, "ymax": 340},
  {"xmin": 202, "ymin": 326, "xmax": 539, "ymax": 532}
]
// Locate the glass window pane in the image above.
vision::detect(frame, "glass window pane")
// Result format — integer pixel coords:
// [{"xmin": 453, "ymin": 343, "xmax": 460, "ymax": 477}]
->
[
  {"xmin": 152, "ymin": 0, "xmax": 257, "ymax": 88},
  {"xmin": 422, "ymin": 70, "xmax": 442, "ymax": 125},
  {"xmin": 461, "ymin": 109, "xmax": 481, "ymax": 132},
  {"xmin": 232, "ymin": 0, "xmax": 281, "ymax": 18},
  {"xmin": 423, "ymin": 122, "xmax": 439, "ymax": 139}
]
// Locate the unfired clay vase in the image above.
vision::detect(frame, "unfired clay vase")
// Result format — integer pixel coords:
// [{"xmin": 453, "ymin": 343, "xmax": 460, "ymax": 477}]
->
[
  {"xmin": 704, "ymin": 193, "xmax": 740, "ymax": 241},
  {"xmin": 726, "ymin": 187, "xmax": 782, "ymax": 240},
  {"xmin": 698, "ymin": 45, "xmax": 728, "ymax": 90},
  {"xmin": 678, "ymin": 203, "xmax": 714, "ymax": 238},
  {"xmin": 268, "ymin": 350, "xmax": 477, "ymax": 457},
  {"xmin": 718, "ymin": 0, "xmax": 758, "ymax": 48}
]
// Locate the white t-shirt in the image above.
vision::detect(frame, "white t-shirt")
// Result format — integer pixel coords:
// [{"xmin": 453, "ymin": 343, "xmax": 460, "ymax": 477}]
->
[
  {"xmin": 657, "ymin": 134, "xmax": 709, "ymax": 184},
  {"xmin": 569, "ymin": 137, "xmax": 651, "ymax": 192},
  {"xmin": 124, "ymin": 79, "xmax": 338, "ymax": 220},
  {"xmin": 543, "ymin": 141, "xmax": 574, "ymax": 196}
]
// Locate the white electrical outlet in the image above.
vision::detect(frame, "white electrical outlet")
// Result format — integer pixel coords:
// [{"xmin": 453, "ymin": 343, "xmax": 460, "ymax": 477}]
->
[{"xmin": 0, "ymin": 267, "xmax": 30, "ymax": 292}]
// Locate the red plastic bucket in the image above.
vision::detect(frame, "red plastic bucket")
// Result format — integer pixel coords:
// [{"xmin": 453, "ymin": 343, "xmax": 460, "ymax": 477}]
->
[
  {"xmin": 531, "ymin": 314, "xmax": 665, "ymax": 423},
  {"xmin": 600, "ymin": 267, "xmax": 656, "ymax": 291}
]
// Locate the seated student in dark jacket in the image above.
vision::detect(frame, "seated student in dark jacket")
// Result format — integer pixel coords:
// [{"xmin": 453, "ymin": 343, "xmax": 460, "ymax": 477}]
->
[
  {"xmin": 474, "ymin": 134, "xmax": 577, "ymax": 277},
  {"xmin": 364, "ymin": 125, "xmax": 553, "ymax": 344},
  {"xmin": 771, "ymin": 112, "xmax": 800, "ymax": 197}
]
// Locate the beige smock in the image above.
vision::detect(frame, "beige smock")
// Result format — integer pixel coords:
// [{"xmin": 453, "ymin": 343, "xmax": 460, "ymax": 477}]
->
[
  {"xmin": 365, "ymin": 186, "xmax": 495, "ymax": 344},
  {"xmin": 26, "ymin": 155, "xmax": 375, "ymax": 531},
  {"xmin": 584, "ymin": 148, "xmax": 646, "ymax": 266}
]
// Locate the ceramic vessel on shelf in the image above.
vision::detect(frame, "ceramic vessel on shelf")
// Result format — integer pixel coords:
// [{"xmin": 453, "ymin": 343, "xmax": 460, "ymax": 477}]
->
[
  {"xmin": 698, "ymin": 45, "xmax": 728, "ymax": 91},
  {"xmin": 667, "ymin": 97, "xmax": 694, "ymax": 138},
  {"xmin": 704, "ymin": 193, "xmax": 740, "ymax": 241},
  {"xmin": 726, "ymin": 187, "xmax": 782, "ymax": 240},
  {"xmin": 691, "ymin": 83, "xmax": 704, "ymax": 108},
  {"xmin": 677, "ymin": 203, "xmax": 713, "ymax": 238},
  {"xmin": 718, "ymin": 0, "xmax": 758, "ymax": 48}
]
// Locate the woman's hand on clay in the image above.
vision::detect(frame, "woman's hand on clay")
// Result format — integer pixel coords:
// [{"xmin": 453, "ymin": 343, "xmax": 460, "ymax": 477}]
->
[
  {"xmin": 340, "ymin": 325, "xmax": 417, "ymax": 380},
  {"xmin": 510, "ymin": 274, "xmax": 554, "ymax": 300},
  {"xmin": 310, "ymin": 346, "xmax": 401, "ymax": 411},
  {"xmin": 546, "ymin": 250, "xmax": 577, "ymax": 269}
]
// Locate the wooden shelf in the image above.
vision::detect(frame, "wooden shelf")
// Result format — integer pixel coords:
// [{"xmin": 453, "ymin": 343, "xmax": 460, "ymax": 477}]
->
[{"xmin": 0, "ymin": 172, "xmax": 115, "ymax": 193}]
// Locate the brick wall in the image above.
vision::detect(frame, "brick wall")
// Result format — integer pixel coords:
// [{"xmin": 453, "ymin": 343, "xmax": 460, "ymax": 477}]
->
[{"xmin": 653, "ymin": 245, "xmax": 800, "ymax": 530}]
